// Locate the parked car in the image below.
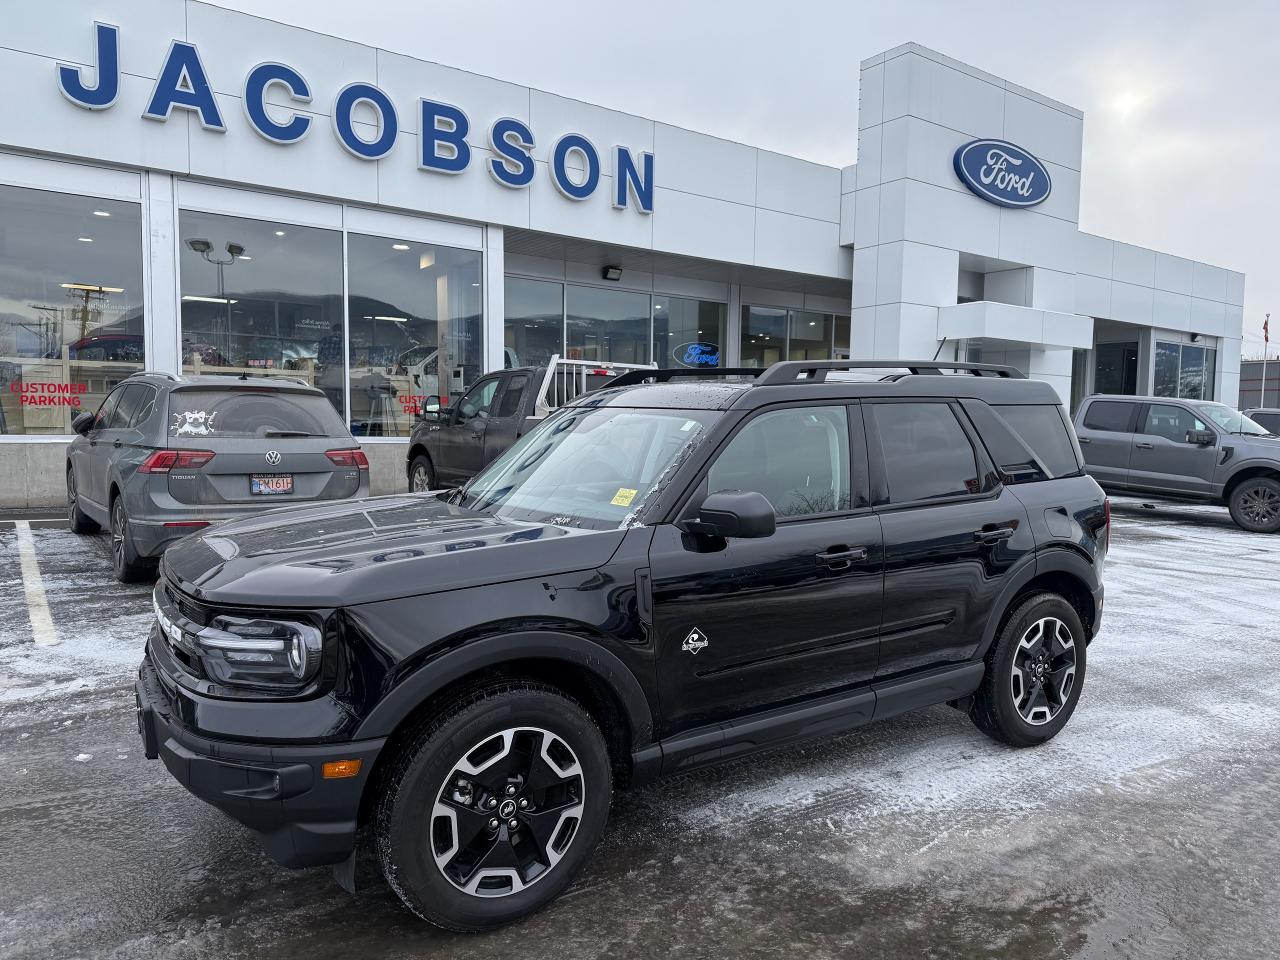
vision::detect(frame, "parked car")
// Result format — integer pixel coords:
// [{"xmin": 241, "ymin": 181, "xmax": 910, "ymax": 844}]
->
[
  {"xmin": 1075, "ymin": 394, "xmax": 1280, "ymax": 533},
  {"xmin": 1243, "ymin": 407, "xmax": 1280, "ymax": 436},
  {"xmin": 405, "ymin": 355, "xmax": 652, "ymax": 490},
  {"xmin": 67, "ymin": 372, "xmax": 370, "ymax": 582},
  {"xmin": 136, "ymin": 360, "xmax": 1108, "ymax": 931}
]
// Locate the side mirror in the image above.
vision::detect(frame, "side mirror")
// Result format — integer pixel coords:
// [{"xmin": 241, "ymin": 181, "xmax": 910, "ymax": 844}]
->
[
  {"xmin": 1186, "ymin": 429, "xmax": 1215, "ymax": 446},
  {"xmin": 72, "ymin": 411, "xmax": 95, "ymax": 436},
  {"xmin": 683, "ymin": 490, "xmax": 776, "ymax": 539}
]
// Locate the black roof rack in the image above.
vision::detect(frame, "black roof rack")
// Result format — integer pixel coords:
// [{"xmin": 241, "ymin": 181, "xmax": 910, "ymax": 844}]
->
[
  {"xmin": 607, "ymin": 367, "xmax": 765, "ymax": 388},
  {"xmin": 124, "ymin": 370, "xmax": 180, "ymax": 382},
  {"xmin": 755, "ymin": 360, "xmax": 1025, "ymax": 385}
]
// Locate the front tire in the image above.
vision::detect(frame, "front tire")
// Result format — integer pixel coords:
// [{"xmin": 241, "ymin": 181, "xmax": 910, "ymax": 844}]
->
[
  {"xmin": 66, "ymin": 467, "xmax": 99, "ymax": 534},
  {"xmin": 969, "ymin": 592, "xmax": 1087, "ymax": 747},
  {"xmin": 375, "ymin": 682, "xmax": 612, "ymax": 932},
  {"xmin": 408, "ymin": 454, "xmax": 435, "ymax": 493},
  {"xmin": 109, "ymin": 497, "xmax": 152, "ymax": 583},
  {"xmin": 1228, "ymin": 477, "xmax": 1280, "ymax": 533}
]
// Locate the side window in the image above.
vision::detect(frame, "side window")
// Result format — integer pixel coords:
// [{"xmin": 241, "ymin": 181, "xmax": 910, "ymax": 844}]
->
[
  {"xmin": 457, "ymin": 378, "xmax": 500, "ymax": 421},
  {"xmin": 1253, "ymin": 412, "xmax": 1280, "ymax": 434},
  {"xmin": 1141, "ymin": 404, "xmax": 1209, "ymax": 443},
  {"xmin": 109, "ymin": 384, "xmax": 147, "ymax": 429},
  {"xmin": 872, "ymin": 402, "xmax": 982, "ymax": 503},
  {"xmin": 495, "ymin": 375, "xmax": 529, "ymax": 419},
  {"xmin": 130, "ymin": 386, "xmax": 157, "ymax": 427},
  {"xmin": 991, "ymin": 404, "xmax": 1082, "ymax": 478},
  {"xmin": 92, "ymin": 388, "xmax": 124, "ymax": 430},
  {"xmin": 707, "ymin": 406, "xmax": 851, "ymax": 518},
  {"xmin": 1083, "ymin": 400, "xmax": 1138, "ymax": 432}
]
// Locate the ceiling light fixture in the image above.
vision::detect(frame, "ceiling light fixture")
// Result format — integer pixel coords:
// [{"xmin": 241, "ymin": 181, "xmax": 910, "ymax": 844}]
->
[
  {"xmin": 275, "ymin": 230, "xmax": 286, "ymax": 237},
  {"xmin": 77, "ymin": 237, "xmax": 93, "ymax": 242},
  {"xmin": 182, "ymin": 295, "xmax": 239, "ymax": 304},
  {"xmin": 392, "ymin": 243, "xmax": 410, "ymax": 251},
  {"xmin": 61, "ymin": 282, "xmax": 124, "ymax": 293},
  {"xmin": 92, "ymin": 210, "xmax": 111, "ymax": 217},
  {"xmin": 373, "ymin": 315, "xmax": 409, "ymax": 322}
]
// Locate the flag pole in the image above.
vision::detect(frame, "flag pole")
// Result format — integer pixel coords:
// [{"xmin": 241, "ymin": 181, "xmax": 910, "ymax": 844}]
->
[{"xmin": 1264, "ymin": 313, "xmax": 1271, "ymax": 407}]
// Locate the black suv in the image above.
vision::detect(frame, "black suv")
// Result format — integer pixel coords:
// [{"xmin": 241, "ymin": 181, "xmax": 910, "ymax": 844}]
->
[{"xmin": 135, "ymin": 361, "xmax": 1108, "ymax": 931}]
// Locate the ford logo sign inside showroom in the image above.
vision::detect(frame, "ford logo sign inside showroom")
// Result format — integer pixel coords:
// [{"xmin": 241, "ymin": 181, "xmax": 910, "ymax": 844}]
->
[{"xmin": 952, "ymin": 139, "xmax": 1052, "ymax": 208}]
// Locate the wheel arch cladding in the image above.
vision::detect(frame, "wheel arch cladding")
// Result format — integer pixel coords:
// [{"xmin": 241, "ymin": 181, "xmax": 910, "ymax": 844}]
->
[
  {"xmin": 1224, "ymin": 465, "xmax": 1280, "ymax": 500},
  {"xmin": 979, "ymin": 550, "xmax": 1098, "ymax": 658},
  {"xmin": 353, "ymin": 633, "xmax": 654, "ymax": 820}
]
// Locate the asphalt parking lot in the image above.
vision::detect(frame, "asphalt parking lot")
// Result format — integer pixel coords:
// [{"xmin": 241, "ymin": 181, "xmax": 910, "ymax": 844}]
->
[{"xmin": 2, "ymin": 499, "xmax": 1279, "ymax": 960}]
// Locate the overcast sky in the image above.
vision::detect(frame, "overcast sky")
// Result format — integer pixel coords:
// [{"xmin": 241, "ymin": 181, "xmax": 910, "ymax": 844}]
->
[{"xmin": 211, "ymin": 0, "xmax": 1278, "ymax": 357}]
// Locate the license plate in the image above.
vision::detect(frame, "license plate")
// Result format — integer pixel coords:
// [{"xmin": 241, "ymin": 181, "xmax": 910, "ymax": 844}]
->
[{"xmin": 251, "ymin": 473, "xmax": 293, "ymax": 495}]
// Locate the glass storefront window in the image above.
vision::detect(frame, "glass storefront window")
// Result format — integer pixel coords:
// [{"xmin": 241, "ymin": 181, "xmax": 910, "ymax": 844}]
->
[
  {"xmin": 505, "ymin": 277, "xmax": 563, "ymax": 369},
  {"xmin": 0, "ymin": 185, "xmax": 145, "ymax": 435},
  {"xmin": 178, "ymin": 211, "xmax": 344, "ymax": 411},
  {"xmin": 653, "ymin": 296, "xmax": 726, "ymax": 368},
  {"xmin": 566, "ymin": 285, "xmax": 650, "ymax": 364},
  {"xmin": 347, "ymin": 234, "xmax": 482, "ymax": 436},
  {"xmin": 740, "ymin": 306, "xmax": 787, "ymax": 368},
  {"xmin": 1155, "ymin": 340, "xmax": 1216, "ymax": 401},
  {"xmin": 833, "ymin": 315, "xmax": 852, "ymax": 359},
  {"xmin": 787, "ymin": 310, "xmax": 832, "ymax": 360}
]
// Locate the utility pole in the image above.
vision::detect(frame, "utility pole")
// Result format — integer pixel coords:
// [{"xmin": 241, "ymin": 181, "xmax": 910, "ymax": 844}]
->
[{"xmin": 1263, "ymin": 313, "xmax": 1271, "ymax": 407}]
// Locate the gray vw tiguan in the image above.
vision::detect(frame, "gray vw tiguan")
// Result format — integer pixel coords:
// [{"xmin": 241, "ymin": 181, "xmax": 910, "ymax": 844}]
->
[
  {"xmin": 1074, "ymin": 394, "xmax": 1280, "ymax": 532},
  {"xmin": 67, "ymin": 372, "xmax": 370, "ymax": 581}
]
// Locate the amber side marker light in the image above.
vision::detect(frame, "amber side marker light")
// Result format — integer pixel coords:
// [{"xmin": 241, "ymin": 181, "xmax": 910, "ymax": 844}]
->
[{"xmin": 322, "ymin": 759, "xmax": 363, "ymax": 779}]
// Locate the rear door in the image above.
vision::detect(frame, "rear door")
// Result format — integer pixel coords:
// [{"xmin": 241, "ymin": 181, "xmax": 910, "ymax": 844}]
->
[
  {"xmin": 866, "ymin": 399, "xmax": 1034, "ymax": 678},
  {"xmin": 163, "ymin": 386, "xmax": 362, "ymax": 508},
  {"xmin": 1076, "ymin": 399, "xmax": 1140, "ymax": 487},
  {"xmin": 1127, "ymin": 402, "xmax": 1219, "ymax": 495},
  {"xmin": 433, "ymin": 375, "xmax": 502, "ymax": 484},
  {"xmin": 482, "ymin": 372, "xmax": 531, "ymax": 465}
]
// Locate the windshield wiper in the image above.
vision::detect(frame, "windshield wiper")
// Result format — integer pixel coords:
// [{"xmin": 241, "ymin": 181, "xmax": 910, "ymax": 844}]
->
[{"xmin": 263, "ymin": 430, "xmax": 318, "ymax": 437}]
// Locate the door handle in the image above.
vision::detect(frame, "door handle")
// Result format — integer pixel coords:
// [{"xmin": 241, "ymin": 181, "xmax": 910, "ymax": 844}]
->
[
  {"xmin": 1077, "ymin": 437, "xmax": 1091, "ymax": 444},
  {"xmin": 113, "ymin": 440, "xmax": 122, "ymax": 448},
  {"xmin": 1135, "ymin": 441, "xmax": 1154, "ymax": 450},
  {"xmin": 816, "ymin": 545, "xmax": 868, "ymax": 570},
  {"xmin": 972, "ymin": 523, "xmax": 1016, "ymax": 544}
]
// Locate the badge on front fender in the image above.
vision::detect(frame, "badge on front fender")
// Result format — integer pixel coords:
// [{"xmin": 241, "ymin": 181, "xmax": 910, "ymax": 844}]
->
[{"xmin": 682, "ymin": 628, "xmax": 709, "ymax": 655}]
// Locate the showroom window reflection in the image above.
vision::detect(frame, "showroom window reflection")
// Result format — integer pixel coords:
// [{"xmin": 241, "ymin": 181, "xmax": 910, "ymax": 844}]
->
[
  {"xmin": 178, "ymin": 211, "xmax": 344, "ymax": 409},
  {"xmin": 740, "ymin": 306, "xmax": 847, "ymax": 367},
  {"xmin": 1155, "ymin": 341, "xmax": 1217, "ymax": 401},
  {"xmin": 347, "ymin": 235, "xmax": 481, "ymax": 437},
  {"xmin": 0, "ymin": 184, "xmax": 145, "ymax": 436}
]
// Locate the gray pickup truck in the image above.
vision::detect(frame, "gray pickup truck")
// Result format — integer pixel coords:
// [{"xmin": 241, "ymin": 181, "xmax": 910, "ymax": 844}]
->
[
  {"xmin": 1074, "ymin": 394, "xmax": 1280, "ymax": 533},
  {"xmin": 404, "ymin": 356, "xmax": 653, "ymax": 491}
]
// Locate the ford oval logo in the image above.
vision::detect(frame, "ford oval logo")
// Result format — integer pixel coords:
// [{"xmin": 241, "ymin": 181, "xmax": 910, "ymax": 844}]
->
[
  {"xmin": 952, "ymin": 139, "xmax": 1052, "ymax": 208},
  {"xmin": 673, "ymin": 342, "xmax": 720, "ymax": 368}
]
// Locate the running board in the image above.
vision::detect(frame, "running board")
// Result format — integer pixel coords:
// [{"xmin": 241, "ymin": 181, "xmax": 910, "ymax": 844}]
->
[{"xmin": 658, "ymin": 661, "xmax": 985, "ymax": 775}]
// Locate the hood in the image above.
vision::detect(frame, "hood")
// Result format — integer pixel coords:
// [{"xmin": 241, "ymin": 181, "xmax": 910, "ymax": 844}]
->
[{"xmin": 162, "ymin": 493, "xmax": 626, "ymax": 608}]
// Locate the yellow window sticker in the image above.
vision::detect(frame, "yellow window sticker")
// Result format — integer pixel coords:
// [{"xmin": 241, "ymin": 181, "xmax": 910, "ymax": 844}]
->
[{"xmin": 611, "ymin": 488, "xmax": 638, "ymax": 507}]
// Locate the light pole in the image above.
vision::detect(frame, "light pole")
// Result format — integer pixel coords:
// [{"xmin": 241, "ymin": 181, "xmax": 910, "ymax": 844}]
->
[
  {"xmin": 185, "ymin": 239, "xmax": 245, "ymax": 366},
  {"xmin": 1262, "ymin": 313, "xmax": 1271, "ymax": 407}
]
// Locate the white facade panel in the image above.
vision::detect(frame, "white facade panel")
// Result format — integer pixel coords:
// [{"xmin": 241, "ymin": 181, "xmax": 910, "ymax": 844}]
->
[
  {"xmin": 753, "ymin": 209, "xmax": 842, "ymax": 276},
  {"xmin": 1110, "ymin": 280, "xmax": 1155, "ymax": 326},
  {"xmin": 1001, "ymin": 89, "xmax": 1083, "ymax": 171},
  {"xmin": 1152, "ymin": 289, "xmax": 1192, "ymax": 331},
  {"xmin": 8, "ymin": 0, "xmax": 183, "ymax": 74},
  {"xmin": 1112, "ymin": 242, "xmax": 1156, "ymax": 287},
  {"xmin": 527, "ymin": 89, "xmax": 654, "ymax": 164},
  {"xmin": 650, "ymin": 188, "xmax": 754, "ymax": 265},
  {"xmin": 996, "ymin": 206, "xmax": 1077, "ymax": 273},
  {"xmin": 1076, "ymin": 232, "xmax": 1114, "ymax": 279},
  {"xmin": 652, "ymin": 124, "xmax": 756, "ymax": 206},
  {"xmin": 1226, "ymin": 271, "xmax": 1246, "ymax": 306},
  {"xmin": 375, "ymin": 50, "xmax": 531, "ymax": 145},
  {"xmin": 903, "ymin": 179, "xmax": 999, "ymax": 256},
  {"xmin": 528, "ymin": 162, "xmax": 652, "ymax": 250},
  {"xmin": 377, "ymin": 136, "xmax": 531, "ymax": 229},
  {"xmin": 1191, "ymin": 261, "xmax": 1229, "ymax": 303},
  {"xmin": 1154, "ymin": 253, "xmax": 1195, "ymax": 296},
  {"xmin": 755, "ymin": 151, "xmax": 841, "ymax": 223}
]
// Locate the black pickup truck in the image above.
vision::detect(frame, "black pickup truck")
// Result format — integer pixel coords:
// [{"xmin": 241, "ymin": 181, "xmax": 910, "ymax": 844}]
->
[{"xmin": 405, "ymin": 359, "xmax": 647, "ymax": 491}]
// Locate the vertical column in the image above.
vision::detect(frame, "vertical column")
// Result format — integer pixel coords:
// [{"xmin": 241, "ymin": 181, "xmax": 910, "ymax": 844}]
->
[
  {"xmin": 725, "ymin": 283, "xmax": 742, "ymax": 367},
  {"xmin": 143, "ymin": 172, "xmax": 179, "ymax": 374},
  {"xmin": 1026, "ymin": 347, "xmax": 1075, "ymax": 405},
  {"xmin": 483, "ymin": 225, "xmax": 505, "ymax": 374}
]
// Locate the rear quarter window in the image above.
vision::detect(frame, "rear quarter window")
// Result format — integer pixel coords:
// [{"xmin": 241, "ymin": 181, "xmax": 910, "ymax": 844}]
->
[
  {"xmin": 1082, "ymin": 400, "xmax": 1138, "ymax": 432},
  {"xmin": 991, "ymin": 404, "xmax": 1083, "ymax": 480},
  {"xmin": 167, "ymin": 388, "xmax": 349, "ymax": 439}
]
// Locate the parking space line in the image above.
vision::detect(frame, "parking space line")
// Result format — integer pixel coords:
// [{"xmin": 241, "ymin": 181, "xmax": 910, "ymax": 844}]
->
[{"xmin": 13, "ymin": 520, "xmax": 59, "ymax": 647}]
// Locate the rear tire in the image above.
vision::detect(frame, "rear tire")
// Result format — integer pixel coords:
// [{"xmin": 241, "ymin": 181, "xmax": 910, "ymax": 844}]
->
[
  {"xmin": 66, "ymin": 467, "xmax": 99, "ymax": 534},
  {"xmin": 969, "ymin": 592, "xmax": 1087, "ymax": 748},
  {"xmin": 1228, "ymin": 477, "xmax": 1280, "ymax": 533},
  {"xmin": 408, "ymin": 454, "xmax": 436, "ymax": 493},
  {"xmin": 375, "ymin": 682, "xmax": 612, "ymax": 932},
  {"xmin": 109, "ymin": 496, "xmax": 153, "ymax": 583}
]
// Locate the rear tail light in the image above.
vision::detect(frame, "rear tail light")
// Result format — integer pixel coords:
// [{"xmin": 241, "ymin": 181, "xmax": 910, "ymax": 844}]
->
[
  {"xmin": 139, "ymin": 450, "xmax": 215, "ymax": 473},
  {"xmin": 326, "ymin": 448, "xmax": 369, "ymax": 470}
]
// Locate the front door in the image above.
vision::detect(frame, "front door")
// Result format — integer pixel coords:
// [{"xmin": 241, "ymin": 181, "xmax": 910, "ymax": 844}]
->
[
  {"xmin": 1076, "ymin": 398, "xmax": 1141, "ymax": 487},
  {"xmin": 1128, "ymin": 402, "xmax": 1220, "ymax": 495},
  {"xmin": 483, "ymin": 373, "xmax": 531, "ymax": 464},
  {"xmin": 78, "ymin": 385, "xmax": 126, "ymax": 512},
  {"xmin": 435, "ymin": 376, "xmax": 501, "ymax": 484},
  {"xmin": 865, "ymin": 400, "xmax": 1034, "ymax": 678},
  {"xmin": 650, "ymin": 403, "xmax": 884, "ymax": 737}
]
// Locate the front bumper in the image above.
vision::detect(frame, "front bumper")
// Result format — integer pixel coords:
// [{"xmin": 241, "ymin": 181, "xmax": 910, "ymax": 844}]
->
[{"xmin": 134, "ymin": 656, "xmax": 384, "ymax": 868}]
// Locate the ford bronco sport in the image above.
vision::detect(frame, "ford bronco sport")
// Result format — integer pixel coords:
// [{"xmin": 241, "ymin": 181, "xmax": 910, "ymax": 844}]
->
[{"xmin": 135, "ymin": 360, "xmax": 1109, "ymax": 931}]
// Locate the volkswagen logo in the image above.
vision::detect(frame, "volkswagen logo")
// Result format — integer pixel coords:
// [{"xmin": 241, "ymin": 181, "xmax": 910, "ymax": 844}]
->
[{"xmin": 265, "ymin": 450, "xmax": 282, "ymax": 466}]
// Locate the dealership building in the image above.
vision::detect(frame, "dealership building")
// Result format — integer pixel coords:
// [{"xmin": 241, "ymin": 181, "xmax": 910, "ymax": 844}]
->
[{"xmin": 0, "ymin": 1, "xmax": 1248, "ymax": 503}]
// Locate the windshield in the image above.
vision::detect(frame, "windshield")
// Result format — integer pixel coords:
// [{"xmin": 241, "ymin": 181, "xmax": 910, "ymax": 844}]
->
[
  {"xmin": 458, "ymin": 406, "xmax": 719, "ymax": 530},
  {"xmin": 1191, "ymin": 402, "xmax": 1272, "ymax": 436}
]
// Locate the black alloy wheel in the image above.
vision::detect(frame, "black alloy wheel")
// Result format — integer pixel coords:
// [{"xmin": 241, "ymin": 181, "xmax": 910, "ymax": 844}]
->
[{"xmin": 1229, "ymin": 478, "xmax": 1280, "ymax": 533}]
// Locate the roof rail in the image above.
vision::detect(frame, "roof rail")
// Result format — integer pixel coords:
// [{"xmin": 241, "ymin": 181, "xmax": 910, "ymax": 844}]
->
[
  {"xmin": 125, "ymin": 370, "xmax": 180, "ymax": 382},
  {"xmin": 755, "ymin": 360, "xmax": 1025, "ymax": 385},
  {"xmin": 607, "ymin": 367, "xmax": 765, "ymax": 389}
]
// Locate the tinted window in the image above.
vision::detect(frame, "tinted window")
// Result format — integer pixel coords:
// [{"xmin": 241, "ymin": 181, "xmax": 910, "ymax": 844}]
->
[
  {"xmin": 1082, "ymin": 400, "xmax": 1137, "ymax": 433},
  {"xmin": 496, "ymin": 375, "xmax": 529, "ymax": 419},
  {"xmin": 1141, "ymin": 404, "xmax": 1209, "ymax": 443},
  {"xmin": 992, "ymin": 405, "xmax": 1081, "ymax": 478},
  {"xmin": 167, "ymin": 389, "xmax": 349, "ymax": 439},
  {"xmin": 92, "ymin": 388, "xmax": 123, "ymax": 430},
  {"xmin": 109, "ymin": 384, "xmax": 149, "ymax": 429},
  {"xmin": 708, "ymin": 406, "xmax": 851, "ymax": 518},
  {"xmin": 131, "ymin": 386, "xmax": 157, "ymax": 427},
  {"xmin": 458, "ymin": 378, "xmax": 500, "ymax": 420},
  {"xmin": 1251, "ymin": 412, "xmax": 1280, "ymax": 434},
  {"xmin": 874, "ymin": 403, "xmax": 981, "ymax": 503}
]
